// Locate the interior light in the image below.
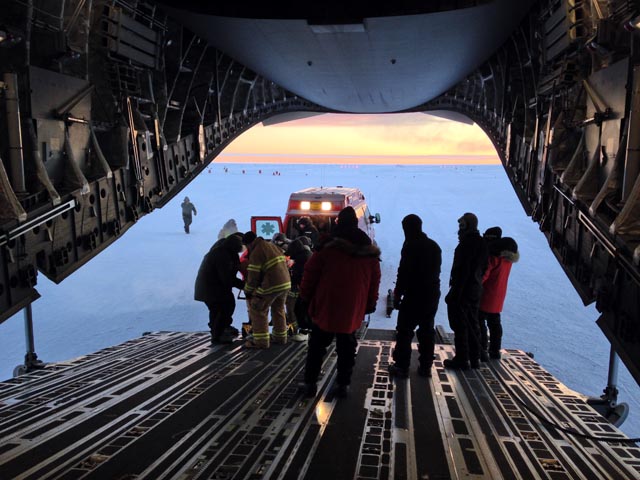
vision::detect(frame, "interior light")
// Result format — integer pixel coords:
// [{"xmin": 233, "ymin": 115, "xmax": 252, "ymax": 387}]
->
[
  {"xmin": 0, "ymin": 28, "xmax": 23, "ymax": 47},
  {"xmin": 321, "ymin": 201, "xmax": 331, "ymax": 211},
  {"xmin": 301, "ymin": 201, "xmax": 311, "ymax": 210},
  {"xmin": 587, "ymin": 41, "xmax": 611, "ymax": 57},
  {"xmin": 624, "ymin": 15, "xmax": 640, "ymax": 32}
]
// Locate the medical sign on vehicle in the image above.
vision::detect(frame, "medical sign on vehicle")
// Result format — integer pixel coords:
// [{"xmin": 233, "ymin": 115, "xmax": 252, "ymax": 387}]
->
[{"xmin": 251, "ymin": 216, "xmax": 283, "ymax": 237}]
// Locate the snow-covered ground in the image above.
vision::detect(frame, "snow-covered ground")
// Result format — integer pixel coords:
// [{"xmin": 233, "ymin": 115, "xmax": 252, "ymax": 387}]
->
[{"xmin": 1, "ymin": 163, "xmax": 639, "ymax": 438}]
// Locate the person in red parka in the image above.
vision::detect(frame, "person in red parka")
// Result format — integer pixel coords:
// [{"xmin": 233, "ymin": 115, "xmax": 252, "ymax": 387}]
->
[
  {"xmin": 299, "ymin": 206, "xmax": 381, "ymax": 398},
  {"xmin": 479, "ymin": 233, "xmax": 519, "ymax": 360}
]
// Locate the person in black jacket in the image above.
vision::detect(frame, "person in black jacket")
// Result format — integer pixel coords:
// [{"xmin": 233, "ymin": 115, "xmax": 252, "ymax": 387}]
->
[
  {"xmin": 194, "ymin": 233, "xmax": 245, "ymax": 344},
  {"xmin": 296, "ymin": 217, "xmax": 320, "ymax": 249},
  {"xmin": 388, "ymin": 214, "xmax": 442, "ymax": 378},
  {"xmin": 286, "ymin": 238, "xmax": 313, "ymax": 341},
  {"xmin": 444, "ymin": 212, "xmax": 489, "ymax": 370}
]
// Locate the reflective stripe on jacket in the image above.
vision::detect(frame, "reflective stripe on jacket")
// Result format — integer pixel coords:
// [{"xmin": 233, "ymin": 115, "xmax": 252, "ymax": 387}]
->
[{"xmin": 245, "ymin": 237, "xmax": 291, "ymax": 296}]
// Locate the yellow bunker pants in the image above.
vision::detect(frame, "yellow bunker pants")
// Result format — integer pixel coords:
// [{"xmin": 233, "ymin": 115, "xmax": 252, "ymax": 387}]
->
[{"xmin": 249, "ymin": 290, "xmax": 289, "ymax": 346}]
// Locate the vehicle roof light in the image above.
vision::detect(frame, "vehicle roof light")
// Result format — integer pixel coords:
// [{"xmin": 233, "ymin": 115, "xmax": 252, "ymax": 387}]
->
[
  {"xmin": 321, "ymin": 201, "xmax": 331, "ymax": 211},
  {"xmin": 301, "ymin": 201, "xmax": 311, "ymax": 210}
]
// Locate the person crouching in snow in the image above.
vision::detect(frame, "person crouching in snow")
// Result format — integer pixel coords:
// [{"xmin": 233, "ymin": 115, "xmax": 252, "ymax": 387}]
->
[
  {"xmin": 299, "ymin": 206, "xmax": 381, "ymax": 398},
  {"xmin": 479, "ymin": 235, "xmax": 519, "ymax": 360},
  {"xmin": 243, "ymin": 232, "xmax": 291, "ymax": 348}
]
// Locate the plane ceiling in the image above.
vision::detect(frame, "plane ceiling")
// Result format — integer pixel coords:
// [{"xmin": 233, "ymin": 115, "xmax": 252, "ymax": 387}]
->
[{"xmin": 159, "ymin": 0, "xmax": 535, "ymax": 113}]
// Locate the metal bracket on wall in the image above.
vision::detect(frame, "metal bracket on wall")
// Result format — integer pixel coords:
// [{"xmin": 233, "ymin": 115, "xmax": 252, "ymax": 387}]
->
[{"xmin": 0, "ymin": 199, "xmax": 76, "ymax": 248}]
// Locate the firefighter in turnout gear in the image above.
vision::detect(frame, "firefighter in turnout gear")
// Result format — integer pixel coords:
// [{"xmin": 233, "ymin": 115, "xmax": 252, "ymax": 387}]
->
[{"xmin": 243, "ymin": 233, "xmax": 292, "ymax": 348}]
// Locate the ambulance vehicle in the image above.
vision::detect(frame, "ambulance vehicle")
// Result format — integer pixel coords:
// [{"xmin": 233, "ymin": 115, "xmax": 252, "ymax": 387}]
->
[{"xmin": 251, "ymin": 186, "xmax": 381, "ymax": 244}]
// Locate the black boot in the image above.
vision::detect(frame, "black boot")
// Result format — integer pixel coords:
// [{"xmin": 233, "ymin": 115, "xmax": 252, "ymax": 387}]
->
[
  {"xmin": 417, "ymin": 364, "xmax": 432, "ymax": 377},
  {"xmin": 389, "ymin": 363, "xmax": 409, "ymax": 379},
  {"xmin": 332, "ymin": 384, "xmax": 349, "ymax": 398},
  {"xmin": 443, "ymin": 357, "xmax": 470, "ymax": 370}
]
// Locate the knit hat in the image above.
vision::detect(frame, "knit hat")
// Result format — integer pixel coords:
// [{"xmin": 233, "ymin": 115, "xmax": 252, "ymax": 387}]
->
[
  {"xmin": 401, "ymin": 214, "xmax": 422, "ymax": 235},
  {"xmin": 337, "ymin": 206, "xmax": 358, "ymax": 228},
  {"xmin": 287, "ymin": 238, "xmax": 304, "ymax": 255},
  {"xmin": 483, "ymin": 226, "xmax": 502, "ymax": 239},
  {"xmin": 242, "ymin": 231, "xmax": 257, "ymax": 245},
  {"xmin": 224, "ymin": 233, "xmax": 243, "ymax": 253},
  {"xmin": 500, "ymin": 237, "xmax": 518, "ymax": 254}
]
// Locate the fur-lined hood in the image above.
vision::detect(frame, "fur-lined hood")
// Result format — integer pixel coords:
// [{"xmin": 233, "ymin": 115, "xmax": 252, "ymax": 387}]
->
[
  {"xmin": 323, "ymin": 237, "xmax": 381, "ymax": 258},
  {"xmin": 500, "ymin": 249, "xmax": 520, "ymax": 263}
]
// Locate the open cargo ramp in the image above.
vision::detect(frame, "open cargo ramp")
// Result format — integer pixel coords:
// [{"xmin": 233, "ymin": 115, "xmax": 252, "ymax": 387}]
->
[{"xmin": 0, "ymin": 329, "xmax": 639, "ymax": 479}]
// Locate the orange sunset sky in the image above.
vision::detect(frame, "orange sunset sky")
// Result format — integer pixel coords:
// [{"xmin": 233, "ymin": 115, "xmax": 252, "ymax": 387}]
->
[{"xmin": 219, "ymin": 112, "xmax": 500, "ymax": 164}]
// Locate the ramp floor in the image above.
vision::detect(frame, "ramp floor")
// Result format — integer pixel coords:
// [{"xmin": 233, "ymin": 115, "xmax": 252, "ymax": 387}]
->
[{"xmin": 0, "ymin": 330, "xmax": 639, "ymax": 479}]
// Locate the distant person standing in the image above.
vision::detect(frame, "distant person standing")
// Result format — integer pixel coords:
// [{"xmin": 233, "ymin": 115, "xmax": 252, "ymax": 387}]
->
[
  {"xmin": 479, "ymin": 235, "xmax": 519, "ymax": 360},
  {"xmin": 388, "ymin": 214, "xmax": 442, "ymax": 378},
  {"xmin": 444, "ymin": 212, "xmax": 488, "ymax": 370},
  {"xmin": 181, "ymin": 197, "xmax": 197, "ymax": 234},
  {"xmin": 300, "ymin": 207, "xmax": 381, "ymax": 398},
  {"xmin": 243, "ymin": 233, "xmax": 291, "ymax": 348},
  {"xmin": 194, "ymin": 233, "xmax": 245, "ymax": 344}
]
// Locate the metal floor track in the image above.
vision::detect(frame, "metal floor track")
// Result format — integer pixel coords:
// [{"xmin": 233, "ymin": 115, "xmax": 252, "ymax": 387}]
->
[{"xmin": 0, "ymin": 329, "xmax": 639, "ymax": 479}]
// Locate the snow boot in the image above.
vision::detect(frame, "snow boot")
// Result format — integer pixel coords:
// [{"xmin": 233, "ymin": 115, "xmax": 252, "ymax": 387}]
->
[
  {"xmin": 443, "ymin": 357, "xmax": 470, "ymax": 370},
  {"xmin": 388, "ymin": 363, "xmax": 409, "ymax": 379},
  {"xmin": 332, "ymin": 384, "xmax": 349, "ymax": 398}
]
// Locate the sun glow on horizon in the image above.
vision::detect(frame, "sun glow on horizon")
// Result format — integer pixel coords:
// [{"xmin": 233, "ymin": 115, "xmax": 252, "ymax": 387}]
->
[{"xmin": 222, "ymin": 113, "xmax": 500, "ymax": 164}]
